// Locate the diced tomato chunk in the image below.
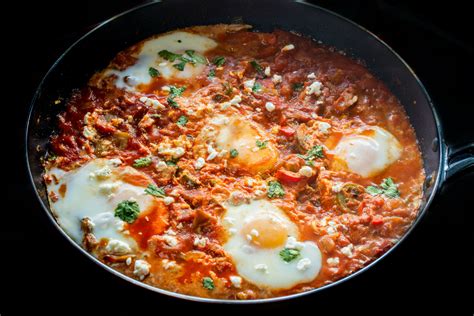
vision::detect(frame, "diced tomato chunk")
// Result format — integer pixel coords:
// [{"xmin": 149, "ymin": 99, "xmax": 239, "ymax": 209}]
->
[
  {"xmin": 279, "ymin": 126, "xmax": 295, "ymax": 137},
  {"xmin": 371, "ymin": 215, "xmax": 384, "ymax": 226}
]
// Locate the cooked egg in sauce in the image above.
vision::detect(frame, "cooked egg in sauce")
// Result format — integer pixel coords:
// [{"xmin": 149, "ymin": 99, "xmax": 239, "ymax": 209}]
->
[{"xmin": 44, "ymin": 24, "xmax": 425, "ymax": 300}]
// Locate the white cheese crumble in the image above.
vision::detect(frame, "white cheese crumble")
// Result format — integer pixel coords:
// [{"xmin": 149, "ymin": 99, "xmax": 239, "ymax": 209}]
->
[
  {"xmin": 125, "ymin": 257, "xmax": 132, "ymax": 266},
  {"xmin": 163, "ymin": 196, "xmax": 175, "ymax": 205},
  {"xmin": 105, "ymin": 239, "xmax": 132, "ymax": 255},
  {"xmin": 98, "ymin": 182, "xmax": 120, "ymax": 195},
  {"xmin": 90, "ymin": 166, "xmax": 112, "ymax": 180},
  {"xmin": 139, "ymin": 96, "xmax": 165, "ymax": 110},
  {"xmin": 272, "ymin": 74, "xmax": 283, "ymax": 84},
  {"xmin": 318, "ymin": 121, "xmax": 331, "ymax": 134},
  {"xmin": 264, "ymin": 66, "xmax": 271, "ymax": 76},
  {"xmin": 254, "ymin": 263, "xmax": 269, "ymax": 273},
  {"xmin": 285, "ymin": 236, "xmax": 305, "ymax": 250},
  {"xmin": 163, "ymin": 234, "xmax": 178, "ymax": 247},
  {"xmin": 340, "ymin": 244, "xmax": 354, "ymax": 257},
  {"xmin": 298, "ymin": 166, "xmax": 313, "ymax": 177},
  {"xmin": 109, "ymin": 158, "xmax": 122, "ymax": 167},
  {"xmin": 307, "ymin": 72, "xmax": 316, "ymax": 79},
  {"xmin": 162, "ymin": 259, "xmax": 177, "ymax": 270},
  {"xmin": 281, "ymin": 44, "xmax": 295, "ymax": 51},
  {"xmin": 194, "ymin": 157, "xmax": 205, "ymax": 170},
  {"xmin": 193, "ymin": 236, "xmax": 208, "ymax": 248},
  {"xmin": 265, "ymin": 102, "xmax": 276, "ymax": 112},
  {"xmin": 133, "ymin": 259, "xmax": 151, "ymax": 280},
  {"xmin": 229, "ymin": 276, "xmax": 242, "ymax": 288},
  {"xmin": 221, "ymin": 94, "xmax": 242, "ymax": 109},
  {"xmin": 306, "ymin": 81, "xmax": 323, "ymax": 96},
  {"xmin": 327, "ymin": 257, "xmax": 340, "ymax": 266},
  {"xmin": 244, "ymin": 78, "xmax": 255, "ymax": 90},
  {"xmin": 159, "ymin": 146, "xmax": 186, "ymax": 158},
  {"xmin": 296, "ymin": 258, "xmax": 312, "ymax": 271},
  {"xmin": 83, "ymin": 126, "xmax": 96, "ymax": 140}
]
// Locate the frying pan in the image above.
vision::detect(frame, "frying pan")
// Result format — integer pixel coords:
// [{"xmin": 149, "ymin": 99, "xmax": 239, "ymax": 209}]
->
[{"xmin": 25, "ymin": 0, "xmax": 474, "ymax": 303}]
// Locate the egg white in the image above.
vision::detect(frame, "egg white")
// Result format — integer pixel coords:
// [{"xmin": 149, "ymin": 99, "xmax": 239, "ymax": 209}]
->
[
  {"xmin": 222, "ymin": 200, "xmax": 322, "ymax": 290},
  {"xmin": 333, "ymin": 126, "xmax": 402, "ymax": 178},
  {"xmin": 103, "ymin": 31, "xmax": 217, "ymax": 91},
  {"xmin": 45, "ymin": 158, "xmax": 157, "ymax": 250}
]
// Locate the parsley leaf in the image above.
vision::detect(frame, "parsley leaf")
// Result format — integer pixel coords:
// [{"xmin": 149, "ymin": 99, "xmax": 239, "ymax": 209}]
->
[
  {"xmin": 144, "ymin": 184, "xmax": 166, "ymax": 198},
  {"xmin": 366, "ymin": 178, "xmax": 400, "ymax": 198},
  {"xmin": 212, "ymin": 56, "xmax": 226, "ymax": 67},
  {"xmin": 292, "ymin": 82, "xmax": 304, "ymax": 91},
  {"xmin": 133, "ymin": 156, "xmax": 152, "ymax": 168},
  {"xmin": 202, "ymin": 277, "xmax": 215, "ymax": 290},
  {"xmin": 279, "ymin": 248, "xmax": 301, "ymax": 262},
  {"xmin": 230, "ymin": 148, "xmax": 239, "ymax": 158},
  {"xmin": 250, "ymin": 60, "xmax": 264, "ymax": 76},
  {"xmin": 256, "ymin": 140, "xmax": 268, "ymax": 149},
  {"xmin": 148, "ymin": 67, "xmax": 160, "ymax": 77},
  {"xmin": 185, "ymin": 50, "xmax": 206, "ymax": 64},
  {"xmin": 298, "ymin": 145, "xmax": 324, "ymax": 165},
  {"xmin": 165, "ymin": 159, "xmax": 178, "ymax": 166},
  {"xmin": 167, "ymin": 85, "xmax": 186, "ymax": 108},
  {"xmin": 267, "ymin": 180, "xmax": 285, "ymax": 198},
  {"xmin": 208, "ymin": 69, "xmax": 216, "ymax": 78},
  {"xmin": 114, "ymin": 200, "xmax": 140, "ymax": 223},
  {"xmin": 158, "ymin": 50, "xmax": 181, "ymax": 62},
  {"xmin": 177, "ymin": 115, "xmax": 188, "ymax": 126},
  {"xmin": 173, "ymin": 61, "xmax": 187, "ymax": 71},
  {"xmin": 252, "ymin": 81, "xmax": 262, "ymax": 92}
]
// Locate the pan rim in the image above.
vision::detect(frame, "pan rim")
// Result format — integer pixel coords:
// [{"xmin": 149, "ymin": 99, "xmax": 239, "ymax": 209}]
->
[{"xmin": 25, "ymin": 0, "xmax": 445, "ymax": 304}]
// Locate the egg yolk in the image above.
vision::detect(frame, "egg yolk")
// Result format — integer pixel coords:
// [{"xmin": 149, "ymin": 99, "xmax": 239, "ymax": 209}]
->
[{"xmin": 241, "ymin": 215, "xmax": 288, "ymax": 249}]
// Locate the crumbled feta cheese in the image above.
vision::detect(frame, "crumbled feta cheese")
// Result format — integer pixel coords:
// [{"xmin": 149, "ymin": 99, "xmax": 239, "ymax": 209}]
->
[
  {"xmin": 162, "ymin": 259, "xmax": 177, "ymax": 270},
  {"xmin": 254, "ymin": 263, "xmax": 269, "ymax": 273},
  {"xmin": 98, "ymin": 182, "xmax": 120, "ymax": 195},
  {"xmin": 272, "ymin": 74, "xmax": 283, "ymax": 84},
  {"xmin": 211, "ymin": 116, "xmax": 230, "ymax": 125},
  {"xmin": 285, "ymin": 236, "xmax": 305, "ymax": 250},
  {"xmin": 244, "ymin": 78, "xmax": 256, "ymax": 90},
  {"xmin": 91, "ymin": 166, "xmax": 112, "ymax": 180},
  {"xmin": 254, "ymin": 189, "xmax": 265, "ymax": 198},
  {"xmin": 156, "ymin": 161, "xmax": 167, "ymax": 170},
  {"xmin": 193, "ymin": 236, "xmax": 208, "ymax": 248},
  {"xmin": 105, "ymin": 239, "xmax": 132, "ymax": 255},
  {"xmin": 265, "ymin": 102, "xmax": 276, "ymax": 112},
  {"xmin": 318, "ymin": 121, "xmax": 331, "ymax": 134},
  {"xmin": 306, "ymin": 81, "xmax": 322, "ymax": 96},
  {"xmin": 158, "ymin": 146, "xmax": 186, "ymax": 158},
  {"xmin": 165, "ymin": 228, "xmax": 176, "ymax": 236},
  {"xmin": 229, "ymin": 276, "xmax": 242, "ymax": 288},
  {"xmin": 161, "ymin": 85, "xmax": 170, "ymax": 91},
  {"xmin": 83, "ymin": 126, "xmax": 96, "ymax": 140},
  {"xmin": 230, "ymin": 95, "xmax": 241, "ymax": 105},
  {"xmin": 281, "ymin": 44, "xmax": 295, "ymax": 51},
  {"xmin": 133, "ymin": 259, "xmax": 150, "ymax": 280},
  {"xmin": 163, "ymin": 234, "xmax": 178, "ymax": 247},
  {"xmin": 139, "ymin": 96, "xmax": 165, "ymax": 110},
  {"xmin": 264, "ymin": 66, "xmax": 271, "ymax": 76},
  {"xmin": 163, "ymin": 196, "xmax": 175, "ymax": 205},
  {"xmin": 173, "ymin": 147, "xmax": 185, "ymax": 158},
  {"xmin": 207, "ymin": 151, "xmax": 218, "ymax": 161},
  {"xmin": 327, "ymin": 257, "xmax": 340, "ymax": 266},
  {"xmin": 194, "ymin": 157, "xmax": 205, "ymax": 170},
  {"xmin": 326, "ymin": 226, "xmax": 337, "ymax": 234},
  {"xmin": 250, "ymin": 229, "xmax": 259, "ymax": 237},
  {"xmin": 126, "ymin": 257, "xmax": 132, "ymax": 266},
  {"xmin": 307, "ymin": 72, "xmax": 316, "ymax": 79},
  {"xmin": 332, "ymin": 183, "xmax": 343, "ymax": 193},
  {"xmin": 158, "ymin": 62, "xmax": 167, "ymax": 67},
  {"xmin": 340, "ymin": 244, "xmax": 354, "ymax": 257},
  {"xmin": 296, "ymin": 258, "xmax": 312, "ymax": 271},
  {"xmin": 298, "ymin": 166, "xmax": 313, "ymax": 177}
]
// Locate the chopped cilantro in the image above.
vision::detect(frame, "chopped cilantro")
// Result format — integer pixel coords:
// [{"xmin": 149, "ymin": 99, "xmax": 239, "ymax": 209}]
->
[
  {"xmin": 133, "ymin": 156, "xmax": 152, "ymax": 168},
  {"xmin": 256, "ymin": 140, "xmax": 268, "ymax": 149},
  {"xmin": 252, "ymin": 81, "xmax": 262, "ymax": 92},
  {"xmin": 167, "ymin": 85, "xmax": 186, "ymax": 108},
  {"xmin": 208, "ymin": 69, "xmax": 216, "ymax": 78},
  {"xmin": 148, "ymin": 67, "xmax": 160, "ymax": 77},
  {"xmin": 212, "ymin": 56, "xmax": 226, "ymax": 67},
  {"xmin": 114, "ymin": 200, "xmax": 140, "ymax": 223},
  {"xmin": 279, "ymin": 248, "xmax": 301, "ymax": 262},
  {"xmin": 230, "ymin": 149, "xmax": 239, "ymax": 158},
  {"xmin": 144, "ymin": 184, "xmax": 166, "ymax": 198},
  {"xmin": 267, "ymin": 180, "xmax": 285, "ymax": 198},
  {"xmin": 366, "ymin": 178, "xmax": 400, "ymax": 198},
  {"xmin": 177, "ymin": 115, "xmax": 188, "ymax": 126},
  {"xmin": 158, "ymin": 50, "xmax": 181, "ymax": 62},
  {"xmin": 250, "ymin": 60, "xmax": 264, "ymax": 76},
  {"xmin": 202, "ymin": 277, "xmax": 215, "ymax": 290},
  {"xmin": 292, "ymin": 82, "xmax": 304, "ymax": 91}
]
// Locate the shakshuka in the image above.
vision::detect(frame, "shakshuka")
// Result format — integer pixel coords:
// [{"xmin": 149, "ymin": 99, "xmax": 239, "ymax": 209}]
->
[{"xmin": 43, "ymin": 24, "xmax": 425, "ymax": 299}]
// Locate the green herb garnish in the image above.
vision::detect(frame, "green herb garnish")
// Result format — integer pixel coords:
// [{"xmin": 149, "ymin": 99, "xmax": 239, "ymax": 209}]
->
[
  {"xmin": 222, "ymin": 82, "xmax": 233, "ymax": 95},
  {"xmin": 185, "ymin": 50, "xmax": 206, "ymax": 64},
  {"xmin": 250, "ymin": 60, "xmax": 264, "ymax": 76},
  {"xmin": 165, "ymin": 159, "xmax": 178, "ymax": 166},
  {"xmin": 159, "ymin": 49, "xmax": 206, "ymax": 71},
  {"xmin": 292, "ymin": 82, "xmax": 304, "ymax": 91},
  {"xmin": 298, "ymin": 145, "xmax": 324, "ymax": 165},
  {"xmin": 267, "ymin": 180, "xmax": 285, "ymax": 198},
  {"xmin": 279, "ymin": 248, "xmax": 301, "ymax": 262},
  {"xmin": 212, "ymin": 56, "xmax": 226, "ymax": 67},
  {"xmin": 230, "ymin": 149, "xmax": 239, "ymax": 158},
  {"xmin": 144, "ymin": 184, "xmax": 166, "ymax": 198},
  {"xmin": 158, "ymin": 50, "xmax": 182, "ymax": 62},
  {"xmin": 202, "ymin": 277, "xmax": 215, "ymax": 290},
  {"xmin": 256, "ymin": 140, "xmax": 268, "ymax": 149},
  {"xmin": 208, "ymin": 69, "xmax": 216, "ymax": 78},
  {"xmin": 133, "ymin": 156, "xmax": 152, "ymax": 168},
  {"xmin": 114, "ymin": 200, "xmax": 140, "ymax": 223},
  {"xmin": 148, "ymin": 67, "xmax": 160, "ymax": 77},
  {"xmin": 167, "ymin": 85, "xmax": 186, "ymax": 108},
  {"xmin": 252, "ymin": 81, "xmax": 262, "ymax": 92},
  {"xmin": 173, "ymin": 61, "xmax": 186, "ymax": 71},
  {"xmin": 177, "ymin": 115, "xmax": 188, "ymax": 126},
  {"xmin": 366, "ymin": 178, "xmax": 400, "ymax": 198}
]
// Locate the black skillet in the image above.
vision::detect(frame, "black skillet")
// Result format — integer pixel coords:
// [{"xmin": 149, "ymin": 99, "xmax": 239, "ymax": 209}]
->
[{"xmin": 25, "ymin": 0, "xmax": 474, "ymax": 303}]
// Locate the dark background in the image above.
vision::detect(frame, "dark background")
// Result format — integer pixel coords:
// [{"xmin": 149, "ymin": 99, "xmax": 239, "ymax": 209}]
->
[{"xmin": 2, "ymin": 0, "xmax": 472, "ymax": 314}]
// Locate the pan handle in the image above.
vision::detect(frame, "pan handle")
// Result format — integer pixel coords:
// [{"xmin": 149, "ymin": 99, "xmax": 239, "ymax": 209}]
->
[{"xmin": 444, "ymin": 142, "xmax": 474, "ymax": 181}]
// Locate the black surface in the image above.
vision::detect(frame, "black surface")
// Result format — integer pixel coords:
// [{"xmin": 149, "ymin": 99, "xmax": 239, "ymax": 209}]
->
[{"xmin": 2, "ymin": 0, "xmax": 472, "ymax": 314}]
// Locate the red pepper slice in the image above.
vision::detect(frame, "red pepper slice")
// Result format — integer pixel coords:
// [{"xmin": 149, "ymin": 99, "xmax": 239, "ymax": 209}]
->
[
  {"xmin": 371, "ymin": 215, "xmax": 384, "ymax": 226},
  {"xmin": 279, "ymin": 126, "xmax": 295, "ymax": 137},
  {"xmin": 275, "ymin": 169, "xmax": 302, "ymax": 184}
]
